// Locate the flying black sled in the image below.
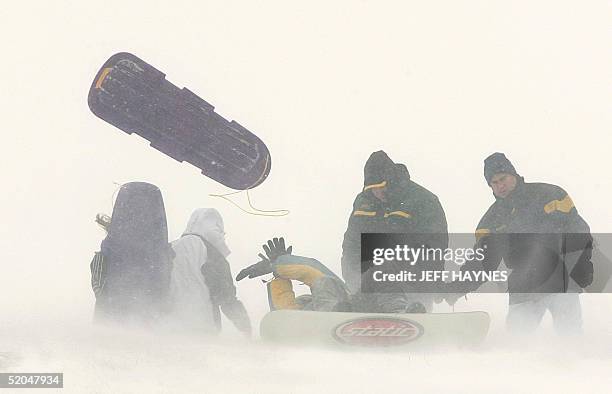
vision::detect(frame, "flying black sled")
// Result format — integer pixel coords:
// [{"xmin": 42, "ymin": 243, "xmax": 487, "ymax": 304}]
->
[
  {"xmin": 260, "ymin": 310, "xmax": 490, "ymax": 349},
  {"xmin": 88, "ymin": 52, "xmax": 271, "ymax": 190}
]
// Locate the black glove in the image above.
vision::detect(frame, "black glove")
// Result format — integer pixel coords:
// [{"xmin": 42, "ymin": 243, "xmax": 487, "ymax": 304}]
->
[
  {"xmin": 235, "ymin": 258, "xmax": 272, "ymax": 281},
  {"xmin": 236, "ymin": 237, "xmax": 293, "ymax": 281},
  {"xmin": 261, "ymin": 237, "xmax": 293, "ymax": 263},
  {"xmin": 570, "ymin": 259, "xmax": 594, "ymax": 289}
]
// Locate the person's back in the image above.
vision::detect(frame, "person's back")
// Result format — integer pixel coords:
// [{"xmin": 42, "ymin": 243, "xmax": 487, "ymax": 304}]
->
[
  {"xmin": 168, "ymin": 208, "xmax": 251, "ymax": 336},
  {"xmin": 168, "ymin": 234, "xmax": 216, "ymax": 334}
]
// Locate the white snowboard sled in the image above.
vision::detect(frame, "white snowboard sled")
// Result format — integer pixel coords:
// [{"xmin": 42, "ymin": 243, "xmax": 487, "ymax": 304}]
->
[{"xmin": 260, "ymin": 310, "xmax": 490, "ymax": 349}]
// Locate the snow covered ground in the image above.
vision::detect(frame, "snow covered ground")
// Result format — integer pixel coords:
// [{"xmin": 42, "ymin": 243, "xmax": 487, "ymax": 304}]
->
[
  {"xmin": 2, "ymin": 1, "xmax": 611, "ymax": 392},
  {"xmin": 1, "ymin": 298, "xmax": 611, "ymax": 393}
]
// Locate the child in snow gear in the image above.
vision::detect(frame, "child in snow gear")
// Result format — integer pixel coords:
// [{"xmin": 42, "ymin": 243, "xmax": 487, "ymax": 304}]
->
[{"xmin": 237, "ymin": 238, "xmax": 426, "ymax": 313}]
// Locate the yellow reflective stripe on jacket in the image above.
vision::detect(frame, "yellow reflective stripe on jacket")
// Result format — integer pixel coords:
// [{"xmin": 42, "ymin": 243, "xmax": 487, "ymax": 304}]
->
[
  {"xmin": 268, "ymin": 278, "xmax": 300, "ymax": 310},
  {"xmin": 544, "ymin": 195, "xmax": 575, "ymax": 214},
  {"xmin": 384, "ymin": 211, "xmax": 412, "ymax": 219},
  {"xmin": 363, "ymin": 181, "xmax": 387, "ymax": 191},
  {"xmin": 275, "ymin": 264, "xmax": 324, "ymax": 287},
  {"xmin": 475, "ymin": 228, "xmax": 491, "ymax": 240},
  {"xmin": 353, "ymin": 210, "xmax": 377, "ymax": 217}
]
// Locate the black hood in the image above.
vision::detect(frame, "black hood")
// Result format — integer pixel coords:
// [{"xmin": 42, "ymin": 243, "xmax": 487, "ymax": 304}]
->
[{"xmin": 363, "ymin": 150, "xmax": 403, "ymax": 190}]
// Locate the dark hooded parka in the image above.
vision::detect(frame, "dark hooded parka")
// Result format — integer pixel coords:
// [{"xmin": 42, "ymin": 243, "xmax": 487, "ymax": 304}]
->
[
  {"xmin": 458, "ymin": 153, "xmax": 594, "ymax": 304},
  {"xmin": 341, "ymin": 151, "xmax": 449, "ymax": 294}
]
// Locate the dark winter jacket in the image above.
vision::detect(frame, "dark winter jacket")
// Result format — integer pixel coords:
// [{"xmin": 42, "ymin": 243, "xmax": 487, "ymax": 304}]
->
[
  {"xmin": 341, "ymin": 151, "xmax": 449, "ymax": 293},
  {"xmin": 461, "ymin": 178, "xmax": 593, "ymax": 304}
]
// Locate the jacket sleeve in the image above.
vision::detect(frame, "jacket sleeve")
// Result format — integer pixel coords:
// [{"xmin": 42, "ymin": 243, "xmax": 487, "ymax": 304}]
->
[
  {"xmin": 267, "ymin": 278, "xmax": 301, "ymax": 310},
  {"xmin": 267, "ymin": 255, "xmax": 348, "ymax": 311},
  {"xmin": 473, "ymin": 209, "xmax": 505, "ymax": 275},
  {"xmin": 200, "ymin": 249, "xmax": 252, "ymax": 335},
  {"xmin": 201, "ymin": 254, "xmax": 237, "ymax": 306},
  {"xmin": 446, "ymin": 209, "xmax": 505, "ymax": 294},
  {"xmin": 421, "ymin": 196, "xmax": 449, "ymax": 272},
  {"xmin": 341, "ymin": 196, "xmax": 373, "ymax": 294},
  {"xmin": 219, "ymin": 300, "xmax": 252, "ymax": 336},
  {"xmin": 544, "ymin": 190, "xmax": 594, "ymax": 288},
  {"xmin": 90, "ymin": 252, "xmax": 106, "ymax": 298}
]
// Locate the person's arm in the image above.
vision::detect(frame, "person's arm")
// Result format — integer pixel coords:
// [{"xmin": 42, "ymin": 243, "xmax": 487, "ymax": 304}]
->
[
  {"xmin": 266, "ymin": 278, "xmax": 300, "ymax": 310},
  {"xmin": 202, "ymin": 254, "xmax": 252, "ymax": 336},
  {"xmin": 266, "ymin": 255, "xmax": 348, "ymax": 312},
  {"xmin": 445, "ymin": 211, "xmax": 505, "ymax": 302},
  {"xmin": 341, "ymin": 196, "xmax": 375, "ymax": 293},
  {"xmin": 341, "ymin": 223, "xmax": 361, "ymax": 293},
  {"xmin": 546, "ymin": 190, "xmax": 594, "ymax": 288},
  {"xmin": 219, "ymin": 299, "xmax": 252, "ymax": 336},
  {"xmin": 422, "ymin": 196, "xmax": 449, "ymax": 271},
  {"xmin": 90, "ymin": 252, "xmax": 106, "ymax": 298}
]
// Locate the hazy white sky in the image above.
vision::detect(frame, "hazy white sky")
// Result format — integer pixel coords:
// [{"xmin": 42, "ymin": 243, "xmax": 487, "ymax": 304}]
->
[
  {"xmin": 1, "ymin": 0, "xmax": 611, "ymax": 347},
  {"xmin": 1, "ymin": 2, "xmax": 611, "ymax": 392}
]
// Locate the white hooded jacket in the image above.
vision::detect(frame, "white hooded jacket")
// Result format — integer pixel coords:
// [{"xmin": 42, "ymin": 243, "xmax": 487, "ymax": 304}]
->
[{"xmin": 168, "ymin": 209, "xmax": 250, "ymax": 335}]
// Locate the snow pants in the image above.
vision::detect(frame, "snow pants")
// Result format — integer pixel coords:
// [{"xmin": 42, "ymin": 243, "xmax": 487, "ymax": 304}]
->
[{"xmin": 506, "ymin": 293, "xmax": 583, "ymax": 335}]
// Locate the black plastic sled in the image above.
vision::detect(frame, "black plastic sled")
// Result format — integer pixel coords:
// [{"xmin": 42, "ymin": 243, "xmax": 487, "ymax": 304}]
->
[{"xmin": 88, "ymin": 52, "xmax": 271, "ymax": 190}]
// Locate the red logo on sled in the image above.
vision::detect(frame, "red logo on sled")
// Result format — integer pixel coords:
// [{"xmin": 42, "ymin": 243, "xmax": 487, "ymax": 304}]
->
[{"xmin": 333, "ymin": 317, "xmax": 423, "ymax": 346}]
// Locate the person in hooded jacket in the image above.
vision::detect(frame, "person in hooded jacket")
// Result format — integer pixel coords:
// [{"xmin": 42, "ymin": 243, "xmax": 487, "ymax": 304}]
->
[
  {"xmin": 90, "ymin": 182, "xmax": 174, "ymax": 326},
  {"xmin": 447, "ymin": 153, "xmax": 593, "ymax": 335},
  {"xmin": 168, "ymin": 208, "xmax": 251, "ymax": 336},
  {"xmin": 341, "ymin": 151, "xmax": 449, "ymax": 312}
]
